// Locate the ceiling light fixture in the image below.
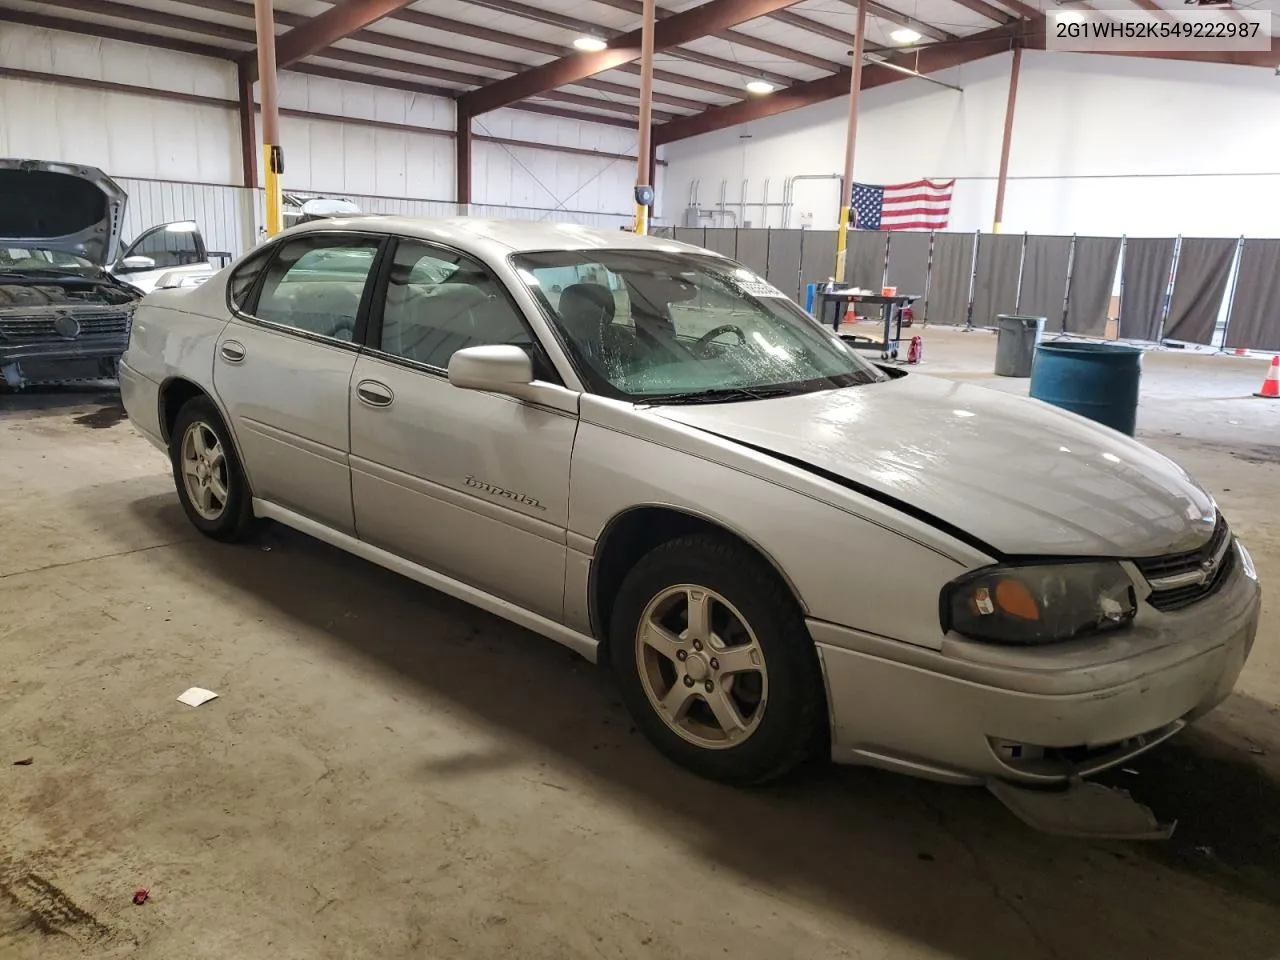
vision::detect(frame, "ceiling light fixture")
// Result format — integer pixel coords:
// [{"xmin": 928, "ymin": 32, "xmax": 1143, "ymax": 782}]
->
[
  {"xmin": 1056, "ymin": 10, "xmax": 1087, "ymax": 24},
  {"xmin": 746, "ymin": 79, "xmax": 775, "ymax": 95},
  {"xmin": 889, "ymin": 27, "xmax": 921, "ymax": 44},
  {"xmin": 573, "ymin": 36, "xmax": 608, "ymax": 52}
]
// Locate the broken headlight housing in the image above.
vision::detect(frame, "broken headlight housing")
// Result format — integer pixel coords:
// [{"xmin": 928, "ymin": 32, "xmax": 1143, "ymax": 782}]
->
[{"xmin": 941, "ymin": 562, "xmax": 1137, "ymax": 645}]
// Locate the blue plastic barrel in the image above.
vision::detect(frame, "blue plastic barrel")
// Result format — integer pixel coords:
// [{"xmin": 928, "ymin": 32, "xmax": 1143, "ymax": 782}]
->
[{"xmin": 1029, "ymin": 342, "xmax": 1143, "ymax": 436}]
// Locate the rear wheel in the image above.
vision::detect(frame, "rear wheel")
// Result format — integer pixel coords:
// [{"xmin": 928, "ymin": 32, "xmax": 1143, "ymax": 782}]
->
[
  {"xmin": 610, "ymin": 534, "xmax": 825, "ymax": 785},
  {"xmin": 170, "ymin": 396, "xmax": 255, "ymax": 542}
]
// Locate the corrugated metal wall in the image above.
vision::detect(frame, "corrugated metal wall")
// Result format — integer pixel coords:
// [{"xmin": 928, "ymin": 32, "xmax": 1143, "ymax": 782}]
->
[
  {"xmin": 2, "ymin": 23, "xmax": 654, "ymax": 256},
  {"xmin": 117, "ymin": 178, "xmax": 256, "ymax": 258}
]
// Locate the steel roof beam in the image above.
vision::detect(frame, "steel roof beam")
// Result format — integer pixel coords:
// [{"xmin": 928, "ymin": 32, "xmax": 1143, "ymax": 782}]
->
[
  {"xmin": 654, "ymin": 24, "xmax": 1019, "ymax": 144},
  {"xmin": 459, "ymin": 0, "xmax": 806, "ymax": 116},
  {"xmin": 253, "ymin": 0, "xmax": 418, "ymax": 78}
]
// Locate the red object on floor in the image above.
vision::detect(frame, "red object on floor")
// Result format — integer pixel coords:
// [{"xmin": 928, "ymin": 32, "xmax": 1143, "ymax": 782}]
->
[
  {"xmin": 1255, "ymin": 356, "xmax": 1280, "ymax": 399},
  {"xmin": 907, "ymin": 335, "xmax": 923, "ymax": 365},
  {"xmin": 901, "ymin": 306, "xmax": 914, "ymax": 328},
  {"xmin": 132, "ymin": 888, "xmax": 149, "ymax": 905}
]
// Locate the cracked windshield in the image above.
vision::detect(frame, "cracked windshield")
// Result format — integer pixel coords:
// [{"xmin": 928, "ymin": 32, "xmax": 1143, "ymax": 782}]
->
[{"xmin": 513, "ymin": 249, "xmax": 884, "ymax": 401}]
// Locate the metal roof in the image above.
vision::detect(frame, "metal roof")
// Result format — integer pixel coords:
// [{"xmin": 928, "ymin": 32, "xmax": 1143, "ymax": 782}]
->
[{"xmin": 0, "ymin": 0, "xmax": 1274, "ymax": 141}]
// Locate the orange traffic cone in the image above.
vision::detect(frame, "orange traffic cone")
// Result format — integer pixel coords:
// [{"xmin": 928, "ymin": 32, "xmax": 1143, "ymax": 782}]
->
[
  {"xmin": 844, "ymin": 305, "xmax": 856, "ymax": 326},
  {"xmin": 1255, "ymin": 356, "xmax": 1280, "ymax": 399}
]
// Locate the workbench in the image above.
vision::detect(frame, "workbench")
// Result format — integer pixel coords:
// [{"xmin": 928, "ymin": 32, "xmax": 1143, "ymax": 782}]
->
[{"xmin": 818, "ymin": 290, "xmax": 920, "ymax": 360}]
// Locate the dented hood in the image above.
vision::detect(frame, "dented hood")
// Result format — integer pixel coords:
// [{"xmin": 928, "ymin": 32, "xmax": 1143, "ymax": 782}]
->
[
  {"xmin": 654, "ymin": 374, "xmax": 1216, "ymax": 558},
  {"xmin": 0, "ymin": 159, "xmax": 127, "ymax": 265}
]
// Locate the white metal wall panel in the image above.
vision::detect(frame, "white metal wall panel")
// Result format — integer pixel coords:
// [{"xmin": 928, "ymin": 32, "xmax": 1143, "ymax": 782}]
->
[
  {"xmin": 1, "ymin": 23, "xmax": 655, "ymax": 252},
  {"xmin": 0, "ymin": 77, "xmax": 239, "ymax": 185},
  {"xmin": 117, "ymin": 178, "xmax": 255, "ymax": 258},
  {"xmin": 0, "ymin": 23, "xmax": 236, "ymax": 99}
]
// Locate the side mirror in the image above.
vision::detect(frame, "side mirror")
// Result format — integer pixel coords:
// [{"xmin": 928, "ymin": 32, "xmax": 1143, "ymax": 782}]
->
[
  {"xmin": 448, "ymin": 345, "xmax": 534, "ymax": 395},
  {"xmin": 119, "ymin": 255, "xmax": 156, "ymax": 272}
]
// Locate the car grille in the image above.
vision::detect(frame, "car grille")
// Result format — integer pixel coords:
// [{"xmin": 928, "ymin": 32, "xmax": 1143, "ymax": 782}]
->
[
  {"xmin": 1133, "ymin": 515, "xmax": 1234, "ymax": 613},
  {"xmin": 0, "ymin": 312, "xmax": 131, "ymax": 343}
]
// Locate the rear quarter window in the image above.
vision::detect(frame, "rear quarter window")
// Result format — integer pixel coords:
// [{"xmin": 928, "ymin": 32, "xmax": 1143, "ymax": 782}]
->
[{"xmin": 228, "ymin": 245, "xmax": 275, "ymax": 312}]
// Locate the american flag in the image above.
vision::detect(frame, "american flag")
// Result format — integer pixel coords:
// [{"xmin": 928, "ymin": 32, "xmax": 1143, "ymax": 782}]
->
[{"xmin": 851, "ymin": 179, "xmax": 955, "ymax": 231}]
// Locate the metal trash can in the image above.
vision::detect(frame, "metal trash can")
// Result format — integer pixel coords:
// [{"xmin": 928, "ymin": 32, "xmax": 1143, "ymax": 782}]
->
[
  {"xmin": 993, "ymin": 315, "xmax": 1046, "ymax": 378},
  {"xmin": 1029, "ymin": 341, "xmax": 1143, "ymax": 436}
]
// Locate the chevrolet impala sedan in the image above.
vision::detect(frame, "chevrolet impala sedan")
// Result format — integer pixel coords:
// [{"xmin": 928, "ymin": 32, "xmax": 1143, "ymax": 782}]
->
[{"xmin": 120, "ymin": 217, "xmax": 1260, "ymax": 790}]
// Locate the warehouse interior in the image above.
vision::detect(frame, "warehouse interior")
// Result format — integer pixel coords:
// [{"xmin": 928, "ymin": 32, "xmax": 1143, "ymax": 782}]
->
[{"xmin": 3, "ymin": 0, "xmax": 1280, "ymax": 958}]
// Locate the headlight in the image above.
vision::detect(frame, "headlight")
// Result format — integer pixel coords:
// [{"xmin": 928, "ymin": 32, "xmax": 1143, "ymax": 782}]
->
[{"xmin": 941, "ymin": 562, "xmax": 1136, "ymax": 645}]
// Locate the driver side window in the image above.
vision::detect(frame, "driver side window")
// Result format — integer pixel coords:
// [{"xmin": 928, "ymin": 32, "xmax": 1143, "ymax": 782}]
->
[
  {"xmin": 253, "ymin": 235, "xmax": 380, "ymax": 342},
  {"xmin": 375, "ymin": 240, "xmax": 535, "ymax": 371}
]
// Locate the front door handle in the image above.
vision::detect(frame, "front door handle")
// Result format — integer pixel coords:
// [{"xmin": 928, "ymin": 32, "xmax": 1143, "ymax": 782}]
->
[
  {"xmin": 356, "ymin": 379, "xmax": 394, "ymax": 408},
  {"xmin": 220, "ymin": 340, "xmax": 246, "ymax": 363}
]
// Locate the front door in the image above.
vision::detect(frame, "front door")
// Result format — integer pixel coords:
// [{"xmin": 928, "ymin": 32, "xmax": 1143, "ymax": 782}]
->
[
  {"xmin": 349, "ymin": 237, "xmax": 578, "ymax": 621},
  {"xmin": 113, "ymin": 221, "xmax": 212, "ymax": 291},
  {"xmin": 214, "ymin": 232, "xmax": 385, "ymax": 534}
]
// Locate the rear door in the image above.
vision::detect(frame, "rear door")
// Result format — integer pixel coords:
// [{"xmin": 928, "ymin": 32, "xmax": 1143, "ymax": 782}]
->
[
  {"xmin": 215, "ymin": 231, "xmax": 386, "ymax": 534},
  {"xmin": 348, "ymin": 237, "xmax": 579, "ymax": 620}
]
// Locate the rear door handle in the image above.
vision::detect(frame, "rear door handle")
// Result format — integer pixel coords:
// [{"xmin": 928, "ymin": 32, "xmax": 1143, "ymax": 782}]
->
[
  {"xmin": 220, "ymin": 340, "xmax": 246, "ymax": 363},
  {"xmin": 356, "ymin": 379, "xmax": 394, "ymax": 408}
]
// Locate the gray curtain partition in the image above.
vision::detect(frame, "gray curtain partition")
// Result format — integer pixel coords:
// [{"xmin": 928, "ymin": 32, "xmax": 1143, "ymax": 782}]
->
[
  {"xmin": 1119, "ymin": 238, "xmax": 1176, "ymax": 340},
  {"xmin": 647, "ymin": 227, "xmax": 1270, "ymax": 345},
  {"xmin": 1164, "ymin": 237, "xmax": 1237, "ymax": 345},
  {"xmin": 971, "ymin": 233, "xmax": 1023, "ymax": 327},
  {"xmin": 1064, "ymin": 236, "xmax": 1122, "ymax": 337},
  {"xmin": 844, "ymin": 231, "xmax": 889, "ymax": 289},
  {"xmin": 702, "ymin": 228, "xmax": 737, "ymax": 259},
  {"xmin": 734, "ymin": 229, "xmax": 770, "ymax": 279},
  {"xmin": 926, "ymin": 233, "xmax": 976, "ymax": 326},
  {"xmin": 765, "ymin": 229, "xmax": 804, "ymax": 301},
  {"xmin": 1017, "ymin": 235, "xmax": 1072, "ymax": 326},
  {"xmin": 800, "ymin": 231, "xmax": 839, "ymax": 293},
  {"xmin": 885, "ymin": 231, "xmax": 931, "ymax": 299},
  {"xmin": 1225, "ymin": 239, "xmax": 1280, "ymax": 351}
]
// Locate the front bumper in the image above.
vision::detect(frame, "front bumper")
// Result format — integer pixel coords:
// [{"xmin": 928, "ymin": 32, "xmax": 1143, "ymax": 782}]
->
[
  {"xmin": 813, "ymin": 540, "xmax": 1261, "ymax": 785},
  {"xmin": 1, "ymin": 336, "xmax": 128, "ymax": 387}
]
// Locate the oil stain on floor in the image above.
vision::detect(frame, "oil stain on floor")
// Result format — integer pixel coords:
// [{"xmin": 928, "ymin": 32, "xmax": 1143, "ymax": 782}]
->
[{"xmin": 73, "ymin": 403, "xmax": 127, "ymax": 430}]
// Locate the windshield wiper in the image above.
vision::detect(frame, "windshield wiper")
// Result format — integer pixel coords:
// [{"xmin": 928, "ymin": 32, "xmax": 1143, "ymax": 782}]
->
[
  {"xmin": 637, "ymin": 385, "xmax": 796, "ymax": 406},
  {"xmin": 0, "ymin": 267, "xmax": 92, "ymax": 280}
]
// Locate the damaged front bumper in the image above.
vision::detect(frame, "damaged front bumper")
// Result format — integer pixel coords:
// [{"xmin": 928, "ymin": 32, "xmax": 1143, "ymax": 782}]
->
[
  {"xmin": 1, "ymin": 335, "xmax": 129, "ymax": 388},
  {"xmin": 813, "ymin": 539, "xmax": 1261, "ymax": 788}
]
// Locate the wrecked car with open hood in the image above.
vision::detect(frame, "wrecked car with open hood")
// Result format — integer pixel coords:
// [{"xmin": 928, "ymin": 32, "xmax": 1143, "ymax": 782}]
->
[{"xmin": 0, "ymin": 159, "xmax": 178, "ymax": 389}]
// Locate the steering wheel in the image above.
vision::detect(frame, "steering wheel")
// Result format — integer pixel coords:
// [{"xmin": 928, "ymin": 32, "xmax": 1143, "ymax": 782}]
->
[
  {"xmin": 692, "ymin": 323, "xmax": 747, "ymax": 354},
  {"xmin": 332, "ymin": 319, "xmax": 356, "ymax": 341}
]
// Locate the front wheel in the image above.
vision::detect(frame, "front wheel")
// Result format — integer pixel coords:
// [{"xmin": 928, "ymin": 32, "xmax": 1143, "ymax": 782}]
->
[
  {"xmin": 610, "ymin": 534, "xmax": 826, "ymax": 785},
  {"xmin": 169, "ymin": 396, "xmax": 256, "ymax": 542}
]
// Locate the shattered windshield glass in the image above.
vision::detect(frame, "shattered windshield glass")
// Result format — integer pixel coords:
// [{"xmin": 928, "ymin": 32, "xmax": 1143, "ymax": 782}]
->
[{"xmin": 512, "ymin": 248, "xmax": 885, "ymax": 402}]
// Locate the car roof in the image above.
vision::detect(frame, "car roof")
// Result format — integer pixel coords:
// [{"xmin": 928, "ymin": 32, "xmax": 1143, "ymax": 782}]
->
[{"xmin": 285, "ymin": 215, "xmax": 718, "ymax": 259}]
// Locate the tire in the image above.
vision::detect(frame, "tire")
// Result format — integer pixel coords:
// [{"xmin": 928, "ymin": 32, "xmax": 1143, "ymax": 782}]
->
[
  {"xmin": 610, "ymin": 533, "xmax": 826, "ymax": 785},
  {"xmin": 169, "ymin": 395, "xmax": 256, "ymax": 542}
]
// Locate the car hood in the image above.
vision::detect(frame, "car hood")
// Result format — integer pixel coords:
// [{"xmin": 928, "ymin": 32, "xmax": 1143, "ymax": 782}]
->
[
  {"xmin": 0, "ymin": 159, "xmax": 127, "ymax": 265},
  {"xmin": 653, "ymin": 374, "xmax": 1216, "ymax": 558}
]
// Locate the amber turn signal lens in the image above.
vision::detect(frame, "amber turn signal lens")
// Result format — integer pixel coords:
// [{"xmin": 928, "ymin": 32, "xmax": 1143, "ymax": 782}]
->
[{"xmin": 994, "ymin": 579, "xmax": 1040, "ymax": 621}]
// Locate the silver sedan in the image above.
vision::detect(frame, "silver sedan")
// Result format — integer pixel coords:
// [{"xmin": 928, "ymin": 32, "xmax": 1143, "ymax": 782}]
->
[{"xmin": 120, "ymin": 217, "xmax": 1259, "ymax": 799}]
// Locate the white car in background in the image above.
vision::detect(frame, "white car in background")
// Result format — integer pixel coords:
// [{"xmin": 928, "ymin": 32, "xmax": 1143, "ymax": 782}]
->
[
  {"xmin": 110, "ymin": 220, "xmax": 218, "ymax": 294},
  {"xmin": 118, "ymin": 217, "xmax": 1259, "ymax": 815}
]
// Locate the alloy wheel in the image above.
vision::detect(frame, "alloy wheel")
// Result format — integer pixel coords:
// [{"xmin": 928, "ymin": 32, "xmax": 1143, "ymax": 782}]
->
[
  {"xmin": 635, "ymin": 584, "xmax": 769, "ymax": 750},
  {"xmin": 180, "ymin": 421, "xmax": 229, "ymax": 521}
]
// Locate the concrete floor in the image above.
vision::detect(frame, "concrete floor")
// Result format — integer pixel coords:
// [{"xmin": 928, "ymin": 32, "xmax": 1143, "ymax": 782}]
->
[{"xmin": 2, "ymin": 328, "xmax": 1279, "ymax": 959}]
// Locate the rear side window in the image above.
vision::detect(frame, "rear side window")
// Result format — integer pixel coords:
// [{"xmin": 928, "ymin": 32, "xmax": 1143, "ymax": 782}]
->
[
  {"xmin": 252, "ymin": 235, "xmax": 381, "ymax": 342},
  {"xmin": 228, "ymin": 245, "xmax": 274, "ymax": 311}
]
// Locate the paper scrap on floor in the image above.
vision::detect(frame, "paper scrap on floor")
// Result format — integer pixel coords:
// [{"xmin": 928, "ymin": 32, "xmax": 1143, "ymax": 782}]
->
[{"xmin": 177, "ymin": 687, "xmax": 219, "ymax": 707}]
